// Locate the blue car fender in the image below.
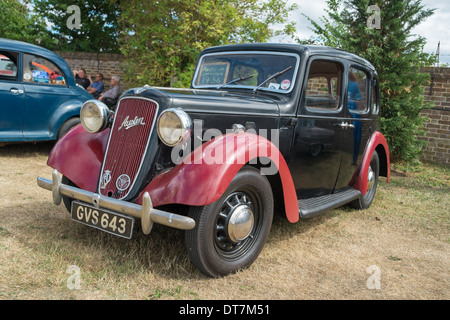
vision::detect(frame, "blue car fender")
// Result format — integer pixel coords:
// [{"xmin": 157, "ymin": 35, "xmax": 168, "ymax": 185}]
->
[{"xmin": 48, "ymin": 98, "xmax": 85, "ymax": 139}]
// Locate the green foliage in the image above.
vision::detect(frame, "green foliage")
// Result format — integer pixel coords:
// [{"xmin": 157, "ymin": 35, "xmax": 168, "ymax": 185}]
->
[
  {"xmin": 302, "ymin": 0, "xmax": 436, "ymax": 163},
  {"xmin": 118, "ymin": 0, "xmax": 298, "ymax": 88},
  {"xmin": 32, "ymin": 0, "xmax": 120, "ymax": 53},
  {"xmin": 0, "ymin": 0, "xmax": 54, "ymax": 48}
]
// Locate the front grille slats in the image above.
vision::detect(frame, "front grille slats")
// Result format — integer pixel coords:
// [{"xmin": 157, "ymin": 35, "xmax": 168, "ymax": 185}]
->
[{"xmin": 99, "ymin": 97, "xmax": 158, "ymax": 199}]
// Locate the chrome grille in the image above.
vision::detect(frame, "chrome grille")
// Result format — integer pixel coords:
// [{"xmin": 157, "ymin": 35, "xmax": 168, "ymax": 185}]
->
[{"xmin": 98, "ymin": 97, "xmax": 158, "ymax": 199}]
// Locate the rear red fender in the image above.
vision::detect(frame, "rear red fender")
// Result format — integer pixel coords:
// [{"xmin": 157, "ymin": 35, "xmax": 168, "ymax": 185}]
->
[
  {"xmin": 47, "ymin": 124, "xmax": 110, "ymax": 192},
  {"xmin": 353, "ymin": 131, "xmax": 390, "ymax": 195},
  {"xmin": 137, "ymin": 132, "xmax": 300, "ymax": 223}
]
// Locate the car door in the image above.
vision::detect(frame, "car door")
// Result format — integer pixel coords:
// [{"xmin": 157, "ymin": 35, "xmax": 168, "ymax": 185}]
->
[
  {"xmin": 0, "ymin": 50, "xmax": 25, "ymax": 141},
  {"xmin": 21, "ymin": 52, "xmax": 73, "ymax": 140},
  {"xmin": 334, "ymin": 64, "xmax": 376, "ymax": 190},
  {"xmin": 289, "ymin": 57, "xmax": 346, "ymax": 198}
]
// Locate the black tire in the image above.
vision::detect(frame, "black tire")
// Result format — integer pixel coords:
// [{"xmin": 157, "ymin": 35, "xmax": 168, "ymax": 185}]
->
[
  {"xmin": 185, "ymin": 166, "xmax": 274, "ymax": 277},
  {"xmin": 351, "ymin": 150, "xmax": 380, "ymax": 210},
  {"xmin": 57, "ymin": 117, "xmax": 80, "ymax": 140},
  {"xmin": 62, "ymin": 175, "xmax": 77, "ymax": 214}
]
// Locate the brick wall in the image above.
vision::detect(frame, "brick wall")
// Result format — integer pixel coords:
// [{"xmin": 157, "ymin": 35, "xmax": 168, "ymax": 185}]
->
[
  {"xmin": 56, "ymin": 51, "xmax": 126, "ymax": 91},
  {"xmin": 420, "ymin": 67, "xmax": 450, "ymax": 166}
]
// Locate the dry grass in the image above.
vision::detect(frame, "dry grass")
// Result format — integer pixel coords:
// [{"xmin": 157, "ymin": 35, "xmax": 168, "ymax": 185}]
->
[{"xmin": 0, "ymin": 142, "xmax": 449, "ymax": 300}]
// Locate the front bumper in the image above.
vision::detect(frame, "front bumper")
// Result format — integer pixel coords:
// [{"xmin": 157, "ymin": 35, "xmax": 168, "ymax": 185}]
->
[{"xmin": 37, "ymin": 169, "xmax": 195, "ymax": 235}]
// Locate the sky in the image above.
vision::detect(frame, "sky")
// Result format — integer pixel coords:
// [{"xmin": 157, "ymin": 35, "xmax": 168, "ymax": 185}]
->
[{"xmin": 274, "ymin": 0, "xmax": 450, "ymax": 65}]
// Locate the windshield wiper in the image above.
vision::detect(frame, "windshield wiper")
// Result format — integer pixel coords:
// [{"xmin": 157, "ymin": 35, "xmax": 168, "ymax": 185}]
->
[
  {"xmin": 253, "ymin": 66, "xmax": 293, "ymax": 93},
  {"xmin": 217, "ymin": 75, "xmax": 254, "ymax": 90}
]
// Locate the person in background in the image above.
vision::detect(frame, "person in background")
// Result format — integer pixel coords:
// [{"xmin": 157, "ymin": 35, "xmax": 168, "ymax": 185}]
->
[
  {"xmin": 87, "ymin": 73, "xmax": 104, "ymax": 98},
  {"xmin": 73, "ymin": 68, "xmax": 90, "ymax": 89},
  {"xmin": 98, "ymin": 76, "xmax": 121, "ymax": 108}
]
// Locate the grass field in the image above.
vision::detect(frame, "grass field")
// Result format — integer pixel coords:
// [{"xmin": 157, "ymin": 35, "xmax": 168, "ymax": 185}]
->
[{"xmin": 0, "ymin": 142, "xmax": 448, "ymax": 300}]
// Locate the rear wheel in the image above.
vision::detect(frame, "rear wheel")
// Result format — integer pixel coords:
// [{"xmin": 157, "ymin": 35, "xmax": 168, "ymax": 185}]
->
[
  {"xmin": 185, "ymin": 166, "xmax": 274, "ymax": 277},
  {"xmin": 351, "ymin": 150, "xmax": 380, "ymax": 210}
]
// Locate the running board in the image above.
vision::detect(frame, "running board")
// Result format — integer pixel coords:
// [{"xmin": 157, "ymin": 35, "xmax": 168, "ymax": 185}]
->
[{"xmin": 298, "ymin": 188, "xmax": 361, "ymax": 219}]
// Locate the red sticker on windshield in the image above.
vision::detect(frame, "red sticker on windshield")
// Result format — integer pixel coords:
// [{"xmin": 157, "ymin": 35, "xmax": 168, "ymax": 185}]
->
[{"xmin": 281, "ymin": 79, "xmax": 291, "ymax": 90}]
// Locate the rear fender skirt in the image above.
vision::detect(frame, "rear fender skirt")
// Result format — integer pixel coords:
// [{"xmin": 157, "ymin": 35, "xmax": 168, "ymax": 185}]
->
[
  {"xmin": 352, "ymin": 131, "xmax": 390, "ymax": 195},
  {"xmin": 137, "ymin": 132, "xmax": 300, "ymax": 223},
  {"xmin": 47, "ymin": 124, "xmax": 109, "ymax": 192}
]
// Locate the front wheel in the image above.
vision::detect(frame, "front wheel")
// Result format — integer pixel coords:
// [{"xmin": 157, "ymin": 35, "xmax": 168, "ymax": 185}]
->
[
  {"xmin": 185, "ymin": 166, "xmax": 274, "ymax": 277},
  {"xmin": 57, "ymin": 117, "xmax": 80, "ymax": 140}
]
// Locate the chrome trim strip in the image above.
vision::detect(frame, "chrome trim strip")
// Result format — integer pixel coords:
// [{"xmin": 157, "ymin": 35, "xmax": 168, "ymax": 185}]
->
[
  {"xmin": 99, "ymin": 96, "xmax": 160, "ymax": 200},
  {"xmin": 37, "ymin": 170, "xmax": 195, "ymax": 234}
]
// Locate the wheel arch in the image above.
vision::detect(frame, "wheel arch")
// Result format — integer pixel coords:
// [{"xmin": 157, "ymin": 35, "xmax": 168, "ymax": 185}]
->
[
  {"xmin": 137, "ymin": 133, "xmax": 299, "ymax": 223},
  {"xmin": 353, "ymin": 131, "xmax": 390, "ymax": 195},
  {"xmin": 47, "ymin": 124, "xmax": 110, "ymax": 192}
]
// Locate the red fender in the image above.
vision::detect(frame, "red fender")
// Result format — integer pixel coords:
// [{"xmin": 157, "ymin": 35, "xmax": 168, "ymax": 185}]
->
[
  {"xmin": 353, "ymin": 131, "xmax": 390, "ymax": 195},
  {"xmin": 136, "ymin": 133, "xmax": 299, "ymax": 223},
  {"xmin": 47, "ymin": 124, "xmax": 110, "ymax": 192}
]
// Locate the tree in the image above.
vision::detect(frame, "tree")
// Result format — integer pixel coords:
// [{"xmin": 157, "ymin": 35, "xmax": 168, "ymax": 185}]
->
[
  {"xmin": 302, "ymin": 0, "xmax": 435, "ymax": 163},
  {"xmin": 118, "ymin": 0, "xmax": 298, "ymax": 88},
  {"xmin": 0, "ymin": 0, "xmax": 54, "ymax": 48},
  {"xmin": 32, "ymin": 0, "xmax": 120, "ymax": 53}
]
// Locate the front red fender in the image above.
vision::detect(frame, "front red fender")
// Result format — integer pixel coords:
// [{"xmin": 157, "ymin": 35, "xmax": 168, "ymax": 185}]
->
[
  {"xmin": 137, "ymin": 133, "xmax": 299, "ymax": 223},
  {"xmin": 353, "ymin": 131, "xmax": 390, "ymax": 195},
  {"xmin": 47, "ymin": 124, "xmax": 109, "ymax": 192}
]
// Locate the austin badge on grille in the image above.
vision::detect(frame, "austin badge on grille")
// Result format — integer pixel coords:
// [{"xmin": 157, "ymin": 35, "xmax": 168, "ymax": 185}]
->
[{"xmin": 116, "ymin": 174, "xmax": 131, "ymax": 192}]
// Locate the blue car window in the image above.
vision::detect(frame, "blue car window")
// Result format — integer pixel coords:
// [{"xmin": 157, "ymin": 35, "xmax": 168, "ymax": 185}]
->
[
  {"xmin": 23, "ymin": 53, "xmax": 66, "ymax": 86},
  {"xmin": 0, "ymin": 51, "xmax": 18, "ymax": 81}
]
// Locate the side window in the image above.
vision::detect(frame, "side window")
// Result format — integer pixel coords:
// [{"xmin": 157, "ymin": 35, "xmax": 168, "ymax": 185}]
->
[
  {"xmin": 305, "ymin": 60, "xmax": 342, "ymax": 111},
  {"xmin": 348, "ymin": 67, "xmax": 369, "ymax": 114},
  {"xmin": 22, "ymin": 53, "xmax": 66, "ymax": 86},
  {"xmin": 0, "ymin": 51, "xmax": 18, "ymax": 81}
]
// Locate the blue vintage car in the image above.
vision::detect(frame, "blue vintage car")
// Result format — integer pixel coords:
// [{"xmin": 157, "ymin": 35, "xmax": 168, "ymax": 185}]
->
[{"xmin": 0, "ymin": 38, "xmax": 92, "ymax": 142}]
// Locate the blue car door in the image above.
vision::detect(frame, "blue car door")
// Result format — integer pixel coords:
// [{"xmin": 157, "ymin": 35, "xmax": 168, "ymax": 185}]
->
[{"xmin": 0, "ymin": 51, "xmax": 25, "ymax": 141}]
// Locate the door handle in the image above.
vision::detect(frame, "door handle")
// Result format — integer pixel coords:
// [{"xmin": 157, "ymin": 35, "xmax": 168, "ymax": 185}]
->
[
  {"xmin": 10, "ymin": 88, "xmax": 24, "ymax": 95},
  {"xmin": 335, "ymin": 122, "xmax": 355, "ymax": 129}
]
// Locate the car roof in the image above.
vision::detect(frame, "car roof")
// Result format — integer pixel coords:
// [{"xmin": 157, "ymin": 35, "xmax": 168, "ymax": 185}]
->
[
  {"xmin": 200, "ymin": 43, "xmax": 376, "ymax": 73},
  {"xmin": 0, "ymin": 38, "xmax": 75, "ymax": 85}
]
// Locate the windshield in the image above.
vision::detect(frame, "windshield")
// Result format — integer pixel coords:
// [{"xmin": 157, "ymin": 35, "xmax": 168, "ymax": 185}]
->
[{"xmin": 192, "ymin": 51, "xmax": 300, "ymax": 93}]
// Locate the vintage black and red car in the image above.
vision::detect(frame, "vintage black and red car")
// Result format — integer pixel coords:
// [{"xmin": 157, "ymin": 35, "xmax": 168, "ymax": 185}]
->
[{"xmin": 37, "ymin": 43, "xmax": 390, "ymax": 277}]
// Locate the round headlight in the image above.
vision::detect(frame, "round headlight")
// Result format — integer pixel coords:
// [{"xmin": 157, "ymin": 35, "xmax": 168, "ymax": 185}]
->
[
  {"xmin": 80, "ymin": 100, "xmax": 110, "ymax": 133},
  {"xmin": 157, "ymin": 108, "xmax": 192, "ymax": 147}
]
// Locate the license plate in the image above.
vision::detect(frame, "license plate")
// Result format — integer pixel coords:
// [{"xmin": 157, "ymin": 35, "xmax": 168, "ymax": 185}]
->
[{"xmin": 71, "ymin": 201, "xmax": 135, "ymax": 239}]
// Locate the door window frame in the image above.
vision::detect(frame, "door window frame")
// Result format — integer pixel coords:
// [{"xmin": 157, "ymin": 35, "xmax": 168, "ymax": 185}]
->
[
  {"xmin": 347, "ymin": 65, "xmax": 371, "ymax": 116},
  {"xmin": 21, "ymin": 53, "xmax": 68, "ymax": 88},
  {"xmin": 299, "ymin": 56, "xmax": 346, "ymax": 116}
]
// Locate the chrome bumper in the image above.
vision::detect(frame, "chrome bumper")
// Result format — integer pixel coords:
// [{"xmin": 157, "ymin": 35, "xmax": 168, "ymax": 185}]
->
[{"xmin": 37, "ymin": 169, "xmax": 195, "ymax": 235}]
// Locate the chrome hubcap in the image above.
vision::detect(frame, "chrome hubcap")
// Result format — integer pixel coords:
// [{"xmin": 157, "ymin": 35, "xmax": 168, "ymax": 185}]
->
[
  {"xmin": 367, "ymin": 165, "xmax": 375, "ymax": 190},
  {"xmin": 227, "ymin": 205, "xmax": 254, "ymax": 243}
]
